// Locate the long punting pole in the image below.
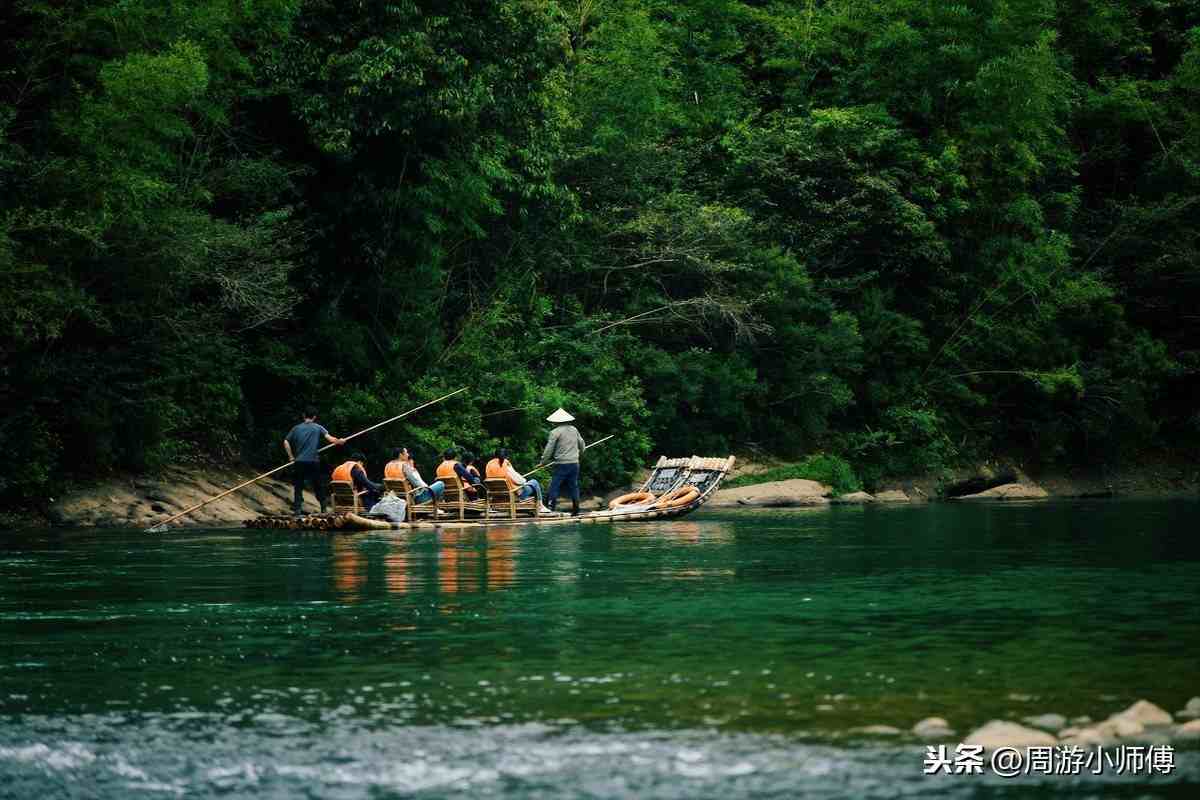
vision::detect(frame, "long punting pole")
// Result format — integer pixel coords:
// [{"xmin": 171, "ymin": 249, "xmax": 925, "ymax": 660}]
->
[
  {"xmin": 521, "ymin": 434, "xmax": 614, "ymax": 479},
  {"xmin": 145, "ymin": 387, "xmax": 468, "ymax": 532}
]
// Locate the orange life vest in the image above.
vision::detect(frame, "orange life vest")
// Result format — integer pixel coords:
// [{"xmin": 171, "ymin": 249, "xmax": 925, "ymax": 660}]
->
[
  {"xmin": 332, "ymin": 460, "xmax": 361, "ymax": 483},
  {"xmin": 485, "ymin": 458, "xmax": 516, "ymax": 490},
  {"xmin": 384, "ymin": 460, "xmax": 406, "ymax": 480},
  {"xmin": 436, "ymin": 460, "xmax": 459, "ymax": 481}
]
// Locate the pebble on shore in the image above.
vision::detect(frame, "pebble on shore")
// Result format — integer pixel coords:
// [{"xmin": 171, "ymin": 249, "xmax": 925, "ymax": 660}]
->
[
  {"xmin": 912, "ymin": 717, "xmax": 956, "ymax": 740},
  {"xmin": 1022, "ymin": 713, "xmax": 1068, "ymax": 733}
]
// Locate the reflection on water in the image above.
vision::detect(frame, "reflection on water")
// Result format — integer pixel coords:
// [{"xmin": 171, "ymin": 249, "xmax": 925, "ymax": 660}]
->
[
  {"xmin": 355, "ymin": 520, "xmax": 739, "ymax": 599},
  {"xmin": 3, "ymin": 502, "xmax": 1200, "ymax": 798}
]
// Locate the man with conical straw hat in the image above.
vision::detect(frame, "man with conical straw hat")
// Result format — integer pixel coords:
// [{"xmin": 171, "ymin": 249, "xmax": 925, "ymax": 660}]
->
[{"xmin": 542, "ymin": 407, "xmax": 586, "ymax": 516}]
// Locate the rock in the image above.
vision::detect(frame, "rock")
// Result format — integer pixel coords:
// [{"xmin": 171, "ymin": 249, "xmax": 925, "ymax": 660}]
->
[
  {"xmin": 955, "ymin": 483, "xmax": 1049, "ymax": 501},
  {"xmin": 1176, "ymin": 697, "xmax": 1200, "ymax": 720},
  {"xmin": 1023, "ymin": 713, "xmax": 1068, "ymax": 732},
  {"xmin": 578, "ymin": 495, "xmax": 605, "ymax": 511},
  {"xmin": 851, "ymin": 725, "xmax": 901, "ymax": 736},
  {"xmin": 1111, "ymin": 699, "xmax": 1173, "ymax": 727},
  {"xmin": 943, "ymin": 471, "xmax": 1019, "ymax": 498},
  {"xmin": 873, "ymin": 489, "xmax": 910, "ymax": 503},
  {"xmin": 1107, "ymin": 717, "xmax": 1145, "ymax": 738},
  {"xmin": 711, "ymin": 479, "xmax": 832, "ymax": 508},
  {"xmin": 151, "ymin": 503, "xmax": 167, "ymax": 513},
  {"xmin": 1061, "ymin": 726, "xmax": 1114, "ymax": 747},
  {"xmin": 830, "ymin": 491, "xmax": 876, "ymax": 504},
  {"xmin": 913, "ymin": 717, "xmax": 955, "ymax": 739},
  {"xmin": 1176, "ymin": 719, "xmax": 1200, "ymax": 740},
  {"xmin": 737, "ymin": 494, "xmax": 830, "ymax": 508},
  {"xmin": 964, "ymin": 720, "xmax": 1056, "ymax": 751}
]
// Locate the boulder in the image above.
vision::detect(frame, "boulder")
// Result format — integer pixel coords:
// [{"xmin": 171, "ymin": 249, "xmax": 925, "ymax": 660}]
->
[
  {"xmin": 710, "ymin": 479, "xmax": 831, "ymax": 508},
  {"xmin": 964, "ymin": 720, "xmax": 1056, "ymax": 751},
  {"xmin": 873, "ymin": 489, "xmax": 910, "ymax": 503},
  {"xmin": 1111, "ymin": 699, "xmax": 1173, "ymax": 727},
  {"xmin": 1022, "ymin": 713, "xmax": 1068, "ymax": 732},
  {"xmin": 913, "ymin": 717, "xmax": 955, "ymax": 739},
  {"xmin": 955, "ymin": 483, "xmax": 1049, "ymax": 501},
  {"xmin": 831, "ymin": 491, "xmax": 876, "ymax": 504},
  {"xmin": 1175, "ymin": 719, "xmax": 1200, "ymax": 740}
]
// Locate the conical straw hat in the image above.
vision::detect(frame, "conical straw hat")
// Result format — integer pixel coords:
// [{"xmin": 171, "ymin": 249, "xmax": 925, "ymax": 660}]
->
[{"xmin": 546, "ymin": 407, "xmax": 575, "ymax": 423}]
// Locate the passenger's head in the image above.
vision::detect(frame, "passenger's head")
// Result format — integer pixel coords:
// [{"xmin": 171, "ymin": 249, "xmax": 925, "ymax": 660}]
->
[
  {"xmin": 495, "ymin": 447, "xmax": 509, "ymax": 465},
  {"xmin": 463, "ymin": 451, "xmax": 476, "ymax": 466},
  {"xmin": 351, "ymin": 451, "xmax": 366, "ymax": 463},
  {"xmin": 391, "ymin": 447, "xmax": 406, "ymax": 461},
  {"xmin": 303, "ymin": 406, "xmax": 317, "ymax": 421},
  {"xmin": 442, "ymin": 448, "xmax": 457, "ymax": 461}
]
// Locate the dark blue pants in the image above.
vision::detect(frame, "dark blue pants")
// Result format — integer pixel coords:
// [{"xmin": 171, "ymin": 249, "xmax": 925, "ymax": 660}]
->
[
  {"xmin": 291, "ymin": 460, "xmax": 327, "ymax": 512},
  {"xmin": 547, "ymin": 463, "xmax": 580, "ymax": 510}
]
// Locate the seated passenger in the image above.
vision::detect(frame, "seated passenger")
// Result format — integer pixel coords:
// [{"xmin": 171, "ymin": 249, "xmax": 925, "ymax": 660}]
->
[
  {"xmin": 436, "ymin": 448, "xmax": 482, "ymax": 497},
  {"xmin": 485, "ymin": 448, "xmax": 543, "ymax": 506},
  {"xmin": 332, "ymin": 452, "xmax": 383, "ymax": 508},
  {"xmin": 462, "ymin": 452, "xmax": 483, "ymax": 487},
  {"xmin": 385, "ymin": 446, "xmax": 444, "ymax": 504}
]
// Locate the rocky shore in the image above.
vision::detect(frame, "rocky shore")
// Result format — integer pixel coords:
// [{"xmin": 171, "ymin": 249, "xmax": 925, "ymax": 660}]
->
[
  {"xmin": 878, "ymin": 697, "xmax": 1200, "ymax": 751},
  {"xmin": 4, "ymin": 454, "xmax": 1197, "ymax": 529}
]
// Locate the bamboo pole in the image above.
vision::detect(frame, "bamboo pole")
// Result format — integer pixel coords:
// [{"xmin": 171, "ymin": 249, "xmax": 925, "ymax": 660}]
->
[{"xmin": 145, "ymin": 387, "xmax": 468, "ymax": 532}]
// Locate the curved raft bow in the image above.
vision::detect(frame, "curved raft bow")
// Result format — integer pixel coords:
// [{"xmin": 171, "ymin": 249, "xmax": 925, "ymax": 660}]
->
[{"xmin": 245, "ymin": 455, "xmax": 735, "ymax": 531}]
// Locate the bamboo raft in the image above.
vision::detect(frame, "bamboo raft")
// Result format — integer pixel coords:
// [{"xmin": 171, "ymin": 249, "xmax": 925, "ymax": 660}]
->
[{"xmin": 245, "ymin": 456, "xmax": 734, "ymax": 532}]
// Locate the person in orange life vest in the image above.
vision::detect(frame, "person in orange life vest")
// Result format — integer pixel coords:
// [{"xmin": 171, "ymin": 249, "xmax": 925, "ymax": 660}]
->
[
  {"xmin": 485, "ymin": 448, "xmax": 542, "ymax": 505},
  {"xmin": 385, "ymin": 447, "xmax": 444, "ymax": 503},
  {"xmin": 332, "ymin": 451, "xmax": 383, "ymax": 508},
  {"xmin": 283, "ymin": 406, "xmax": 346, "ymax": 515},
  {"xmin": 436, "ymin": 448, "xmax": 482, "ymax": 497}
]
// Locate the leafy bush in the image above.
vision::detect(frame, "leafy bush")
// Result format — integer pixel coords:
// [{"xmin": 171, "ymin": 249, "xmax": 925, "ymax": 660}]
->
[{"xmin": 725, "ymin": 454, "xmax": 862, "ymax": 496}]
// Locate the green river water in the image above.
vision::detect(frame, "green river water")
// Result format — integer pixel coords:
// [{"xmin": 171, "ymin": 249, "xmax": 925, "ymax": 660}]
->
[{"xmin": 2, "ymin": 500, "xmax": 1199, "ymax": 798}]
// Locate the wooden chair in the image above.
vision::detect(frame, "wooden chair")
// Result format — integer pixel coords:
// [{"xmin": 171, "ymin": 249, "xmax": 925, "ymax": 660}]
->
[
  {"xmin": 484, "ymin": 478, "xmax": 540, "ymax": 520},
  {"xmin": 329, "ymin": 480, "xmax": 365, "ymax": 512},
  {"xmin": 383, "ymin": 476, "xmax": 439, "ymax": 522},
  {"xmin": 440, "ymin": 473, "xmax": 488, "ymax": 520}
]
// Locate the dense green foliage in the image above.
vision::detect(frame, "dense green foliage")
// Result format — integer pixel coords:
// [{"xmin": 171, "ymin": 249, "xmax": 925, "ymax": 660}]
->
[
  {"xmin": 724, "ymin": 454, "xmax": 862, "ymax": 495},
  {"xmin": 3, "ymin": 0, "xmax": 1199, "ymax": 498}
]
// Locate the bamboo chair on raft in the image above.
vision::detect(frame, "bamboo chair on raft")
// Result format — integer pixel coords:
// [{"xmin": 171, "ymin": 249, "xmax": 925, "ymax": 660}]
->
[
  {"xmin": 329, "ymin": 480, "xmax": 366, "ymax": 512},
  {"xmin": 383, "ymin": 476, "xmax": 440, "ymax": 522},
  {"xmin": 439, "ymin": 474, "xmax": 488, "ymax": 521},
  {"xmin": 484, "ymin": 478, "xmax": 540, "ymax": 520}
]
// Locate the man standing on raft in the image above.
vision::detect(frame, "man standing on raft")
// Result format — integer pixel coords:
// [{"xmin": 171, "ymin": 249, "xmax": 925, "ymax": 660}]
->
[
  {"xmin": 283, "ymin": 407, "xmax": 346, "ymax": 515},
  {"xmin": 542, "ymin": 407, "xmax": 585, "ymax": 516}
]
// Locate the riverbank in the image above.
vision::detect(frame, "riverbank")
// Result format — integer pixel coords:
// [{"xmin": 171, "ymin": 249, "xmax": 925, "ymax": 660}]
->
[{"xmin": 3, "ymin": 453, "xmax": 1197, "ymax": 529}]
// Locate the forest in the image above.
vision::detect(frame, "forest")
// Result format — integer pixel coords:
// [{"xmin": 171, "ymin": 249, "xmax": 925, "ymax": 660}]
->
[{"xmin": 2, "ymin": 0, "xmax": 1198, "ymax": 500}]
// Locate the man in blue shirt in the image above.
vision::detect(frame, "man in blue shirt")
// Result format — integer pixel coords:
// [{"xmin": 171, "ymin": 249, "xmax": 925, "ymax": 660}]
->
[{"xmin": 283, "ymin": 407, "xmax": 346, "ymax": 515}]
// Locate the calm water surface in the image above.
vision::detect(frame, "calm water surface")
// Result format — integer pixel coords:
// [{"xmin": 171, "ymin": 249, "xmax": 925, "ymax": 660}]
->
[{"xmin": 2, "ymin": 501, "xmax": 1199, "ymax": 797}]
